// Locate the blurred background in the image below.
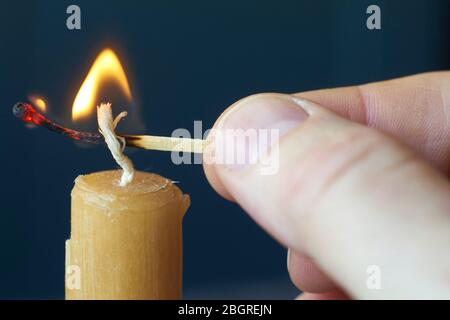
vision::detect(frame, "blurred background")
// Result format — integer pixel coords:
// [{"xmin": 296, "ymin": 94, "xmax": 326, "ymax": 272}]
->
[{"xmin": 1, "ymin": 0, "xmax": 449, "ymax": 299}]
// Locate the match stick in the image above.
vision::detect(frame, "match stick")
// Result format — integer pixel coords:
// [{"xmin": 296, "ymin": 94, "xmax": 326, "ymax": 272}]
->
[
  {"xmin": 13, "ymin": 102, "xmax": 207, "ymax": 153},
  {"xmin": 124, "ymin": 135, "xmax": 206, "ymax": 153}
]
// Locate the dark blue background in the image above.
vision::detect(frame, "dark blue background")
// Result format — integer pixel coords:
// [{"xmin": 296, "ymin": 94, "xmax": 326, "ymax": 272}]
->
[{"xmin": 1, "ymin": 0, "xmax": 449, "ymax": 299}]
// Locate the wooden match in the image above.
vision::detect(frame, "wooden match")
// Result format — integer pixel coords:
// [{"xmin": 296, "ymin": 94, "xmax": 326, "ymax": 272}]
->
[{"xmin": 13, "ymin": 102, "xmax": 207, "ymax": 153}]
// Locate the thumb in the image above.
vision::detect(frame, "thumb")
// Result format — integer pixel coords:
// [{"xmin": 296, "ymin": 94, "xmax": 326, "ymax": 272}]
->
[{"xmin": 203, "ymin": 93, "xmax": 450, "ymax": 299}]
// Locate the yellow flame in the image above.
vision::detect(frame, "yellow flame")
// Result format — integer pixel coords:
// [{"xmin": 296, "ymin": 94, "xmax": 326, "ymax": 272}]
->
[
  {"xmin": 28, "ymin": 95, "xmax": 47, "ymax": 112},
  {"xmin": 72, "ymin": 48, "xmax": 132, "ymax": 121}
]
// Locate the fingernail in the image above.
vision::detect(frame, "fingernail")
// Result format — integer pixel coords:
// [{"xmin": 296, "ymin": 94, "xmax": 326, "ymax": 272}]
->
[
  {"xmin": 287, "ymin": 248, "xmax": 292, "ymax": 272},
  {"xmin": 213, "ymin": 94, "xmax": 309, "ymax": 170}
]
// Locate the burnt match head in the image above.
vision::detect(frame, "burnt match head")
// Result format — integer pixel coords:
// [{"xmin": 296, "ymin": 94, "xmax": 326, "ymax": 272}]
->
[
  {"xmin": 13, "ymin": 101, "xmax": 49, "ymax": 126},
  {"xmin": 12, "ymin": 102, "xmax": 32, "ymax": 120},
  {"xmin": 13, "ymin": 100, "xmax": 104, "ymax": 144}
]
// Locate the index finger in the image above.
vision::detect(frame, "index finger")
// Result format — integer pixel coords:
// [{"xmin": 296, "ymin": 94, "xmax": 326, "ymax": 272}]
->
[{"xmin": 296, "ymin": 71, "xmax": 450, "ymax": 174}]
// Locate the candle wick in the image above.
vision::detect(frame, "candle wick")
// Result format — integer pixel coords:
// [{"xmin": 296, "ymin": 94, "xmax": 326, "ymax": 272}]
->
[{"xmin": 97, "ymin": 103, "xmax": 135, "ymax": 186}]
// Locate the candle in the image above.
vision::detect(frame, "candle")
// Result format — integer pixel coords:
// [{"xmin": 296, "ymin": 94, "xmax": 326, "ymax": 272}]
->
[
  {"xmin": 66, "ymin": 170, "xmax": 190, "ymax": 299},
  {"xmin": 13, "ymin": 49, "xmax": 195, "ymax": 299},
  {"xmin": 64, "ymin": 104, "xmax": 190, "ymax": 299}
]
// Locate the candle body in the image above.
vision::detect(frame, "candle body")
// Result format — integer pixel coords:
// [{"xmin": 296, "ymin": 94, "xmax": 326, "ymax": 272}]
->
[{"xmin": 65, "ymin": 170, "xmax": 189, "ymax": 300}]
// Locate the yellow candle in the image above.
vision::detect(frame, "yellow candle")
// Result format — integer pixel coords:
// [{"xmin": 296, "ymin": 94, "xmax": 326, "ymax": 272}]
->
[{"xmin": 65, "ymin": 170, "xmax": 190, "ymax": 299}]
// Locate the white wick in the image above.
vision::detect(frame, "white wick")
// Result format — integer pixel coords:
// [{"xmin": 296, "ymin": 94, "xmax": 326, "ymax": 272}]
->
[{"xmin": 97, "ymin": 103, "xmax": 135, "ymax": 187}]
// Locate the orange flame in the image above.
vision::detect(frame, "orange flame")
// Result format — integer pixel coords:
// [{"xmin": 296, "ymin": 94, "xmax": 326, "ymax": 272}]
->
[
  {"xmin": 72, "ymin": 48, "xmax": 132, "ymax": 121},
  {"xmin": 28, "ymin": 95, "xmax": 47, "ymax": 112}
]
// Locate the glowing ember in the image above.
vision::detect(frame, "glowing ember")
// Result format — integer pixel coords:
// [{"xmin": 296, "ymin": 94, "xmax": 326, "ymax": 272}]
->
[
  {"xmin": 28, "ymin": 95, "xmax": 47, "ymax": 112},
  {"xmin": 13, "ymin": 102, "xmax": 103, "ymax": 144}
]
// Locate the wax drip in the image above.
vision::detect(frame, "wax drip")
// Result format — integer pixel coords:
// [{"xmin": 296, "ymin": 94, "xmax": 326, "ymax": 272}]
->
[{"xmin": 97, "ymin": 103, "xmax": 135, "ymax": 186}]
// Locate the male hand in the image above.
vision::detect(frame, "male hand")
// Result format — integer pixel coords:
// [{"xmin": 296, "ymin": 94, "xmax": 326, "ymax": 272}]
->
[{"xmin": 203, "ymin": 72, "xmax": 450, "ymax": 299}]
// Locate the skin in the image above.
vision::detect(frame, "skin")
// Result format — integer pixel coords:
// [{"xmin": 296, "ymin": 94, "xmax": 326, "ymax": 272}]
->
[{"xmin": 203, "ymin": 71, "xmax": 450, "ymax": 299}]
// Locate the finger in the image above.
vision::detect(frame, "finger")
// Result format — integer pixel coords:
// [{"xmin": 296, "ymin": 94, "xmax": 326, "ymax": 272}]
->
[
  {"xmin": 205, "ymin": 73, "xmax": 450, "ymax": 292},
  {"xmin": 296, "ymin": 291, "xmax": 349, "ymax": 300},
  {"xmin": 206, "ymin": 93, "xmax": 450, "ymax": 299},
  {"xmin": 287, "ymin": 249, "xmax": 337, "ymax": 293},
  {"xmin": 297, "ymin": 71, "xmax": 450, "ymax": 174},
  {"xmin": 288, "ymin": 72, "xmax": 450, "ymax": 295},
  {"xmin": 204, "ymin": 72, "xmax": 450, "ymax": 200}
]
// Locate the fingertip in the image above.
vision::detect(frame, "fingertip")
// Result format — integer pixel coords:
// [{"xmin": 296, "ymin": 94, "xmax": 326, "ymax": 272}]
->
[
  {"xmin": 202, "ymin": 92, "xmax": 298, "ymax": 202},
  {"xmin": 202, "ymin": 157, "xmax": 234, "ymax": 201},
  {"xmin": 288, "ymin": 249, "xmax": 338, "ymax": 293},
  {"xmin": 202, "ymin": 97, "xmax": 241, "ymax": 202},
  {"xmin": 296, "ymin": 291, "xmax": 349, "ymax": 300}
]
